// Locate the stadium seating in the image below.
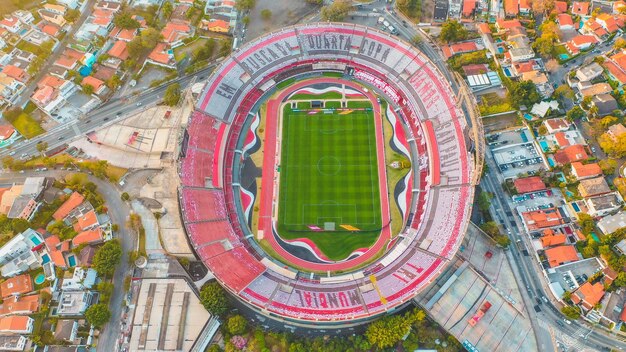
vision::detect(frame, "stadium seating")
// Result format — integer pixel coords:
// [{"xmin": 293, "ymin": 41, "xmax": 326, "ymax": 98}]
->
[{"xmin": 183, "ymin": 23, "xmax": 473, "ymax": 323}]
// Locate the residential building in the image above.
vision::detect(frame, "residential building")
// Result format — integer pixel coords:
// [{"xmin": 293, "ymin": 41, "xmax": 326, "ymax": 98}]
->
[
  {"xmin": 0, "ymin": 294, "xmax": 39, "ymax": 317},
  {"xmin": 521, "ymin": 70, "xmax": 553, "ymax": 97},
  {"xmin": 598, "ymin": 211, "xmax": 626, "ymax": 234},
  {"xmin": 544, "ymin": 118, "xmax": 570, "ymax": 134},
  {"xmin": 578, "ymin": 177, "xmax": 611, "ymax": 197},
  {"xmin": 0, "ymin": 16, "xmax": 22, "ymax": 33},
  {"xmin": 203, "ymin": 19, "xmax": 230, "ymax": 33},
  {"xmin": 53, "ymin": 192, "xmax": 85, "ymax": 221},
  {"xmin": 571, "ymin": 1, "xmax": 590, "ymax": 15},
  {"xmin": 607, "ymin": 123, "xmax": 626, "ymax": 141},
  {"xmin": 38, "ymin": 9, "xmax": 67, "ymax": 27},
  {"xmin": 596, "ymin": 13, "xmax": 621, "ymax": 33},
  {"xmin": 576, "ymin": 62, "xmax": 604, "ymax": 82},
  {"xmin": 72, "ymin": 228, "xmax": 104, "ymax": 247},
  {"xmin": 73, "ymin": 210, "xmax": 99, "ymax": 232},
  {"xmin": 504, "ymin": 0, "xmax": 519, "ymax": 16},
  {"xmin": 0, "ymin": 316, "xmax": 33, "ymax": 334},
  {"xmin": 605, "ymin": 51, "xmax": 626, "ymax": 86},
  {"xmin": 61, "ymin": 268, "xmax": 97, "ymax": 291},
  {"xmin": 571, "ymin": 162, "xmax": 603, "ymax": 180},
  {"xmin": 545, "ymin": 245, "xmax": 580, "ymax": 267},
  {"xmin": 44, "ymin": 234, "xmax": 71, "ymax": 269},
  {"xmin": 521, "ymin": 207, "xmax": 566, "ymax": 231},
  {"xmin": 0, "ymin": 228, "xmax": 43, "ymax": 267},
  {"xmin": 615, "ymin": 239, "xmax": 626, "ymax": 255},
  {"xmin": 554, "ymin": 1, "xmax": 568, "ymax": 13},
  {"xmin": 54, "ymin": 319, "xmax": 79, "ymax": 344},
  {"xmin": 540, "ymin": 233, "xmax": 567, "ymax": 247},
  {"xmin": 13, "ymin": 10, "xmax": 34, "ymax": 25},
  {"xmin": 513, "ymin": 176, "xmax": 547, "ymax": 194},
  {"xmin": 579, "ymin": 82, "xmax": 612, "ymax": 97},
  {"xmin": 1, "ymin": 65, "xmax": 28, "ymax": 84},
  {"xmin": 161, "ymin": 20, "xmax": 194, "ymax": 48},
  {"xmin": 442, "ymin": 41, "xmax": 481, "ymax": 59},
  {"xmin": 558, "ymin": 14, "xmax": 574, "ymax": 30},
  {"xmin": 147, "ymin": 42, "xmax": 176, "ymax": 68},
  {"xmin": 0, "ymin": 74, "xmax": 26, "ymax": 107},
  {"xmin": 584, "ymin": 192, "xmax": 623, "ymax": 217},
  {"xmin": 0, "ymin": 185, "xmax": 22, "ymax": 215},
  {"xmin": 0, "ymin": 275, "xmax": 33, "ymax": 299},
  {"xmin": 566, "ymin": 35, "xmax": 598, "ymax": 54},
  {"xmin": 56, "ymin": 291, "xmax": 95, "ymax": 316},
  {"xmin": 572, "ymin": 282, "xmax": 605, "ymax": 310},
  {"xmin": 0, "ymin": 335, "xmax": 27, "ymax": 351},
  {"xmin": 592, "ymin": 94, "xmax": 619, "ymax": 116},
  {"xmin": 81, "ymin": 76, "xmax": 106, "ymax": 95},
  {"xmin": 496, "ymin": 19, "xmax": 523, "ymax": 32},
  {"xmin": 554, "ymin": 144, "xmax": 588, "ymax": 165},
  {"xmin": 107, "ymin": 40, "xmax": 129, "ymax": 61},
  {"xmin": 30, "ymin": 75, "xmax": 78, "ymax": 117}
]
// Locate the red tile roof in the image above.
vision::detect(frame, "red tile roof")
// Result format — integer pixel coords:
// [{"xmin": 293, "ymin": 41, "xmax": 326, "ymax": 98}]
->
[
  {"xmin": 74, "ymin": 210, "xmax": 98, "ymax": 232},
  {"xmin": 0, "ymin": 275, "xmax": 33, "ymax": 299},
  {"xmin": 108, "ymin": 40, "xmax": 129, "ymax": 60},
  {"xmin": 513, "ymin": 176, "xmax": 547, "ymax": 194},
  {"xmin": 540, "ymin": 234, "xmax": 567, "ymax": 247},
  {"xmin": 52, "ymin": 192, "xmax": 84, "ymax": 221},
  {"xmin": 148, "ymin": 42, "xmax": 171, "ymax": 64},
  {"xmin": 463, "ymin": 0, "xmax": 477, "ymax": 16},
  {"xmin": 0, "ymin": 125, "xmax": 14, "ymax": 140},
  {"xmin": 572, "ymin": 282, "xmax": 605, "ymax": 309},
  {"xmin": 554, "ymin": 145, "xmax": 588, "ymax": 165},
  {"xmin": 81, "ymin": 76, "xmax": 105, "ymax": 91},
  {"xmin": 554, "ymin": 132, "xmax": 571, "ymax": 147},
  {"xmin": 72, "ymin": 228, "xmax": 104, "ymax": 246},
  {"xmin": 554, "ymin": 1, "xmax": 568, "ymax": 13},
  {"xmin": 558, "ymin": 14, "xmax": 574, "ymax": 27},
  {"xmin": 1, "ymin": 65, "xmax": 27, "ymax": 82},
  {"xmin": 572, "ymin": 1, "xmax": 590, "ymax": 15},
  {"xmin": 571, "ymin": 162, "xmax": 602, "ymax": 179},
  {"xmin": 504, "ymin": 0, "xmax": 519, "ymax": 15},
  {"xmin": 522, "ymin": 208, "xmax": 566, "ymax": 230},
  {"xmin": 545, "ymin": 245, "xmax": 579, "ymax": 267}
]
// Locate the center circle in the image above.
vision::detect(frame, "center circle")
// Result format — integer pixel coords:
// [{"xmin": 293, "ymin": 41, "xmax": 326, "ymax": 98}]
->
[{"xmin": 317, "ymin": 156, "xmax": 341, "ymax": 175}]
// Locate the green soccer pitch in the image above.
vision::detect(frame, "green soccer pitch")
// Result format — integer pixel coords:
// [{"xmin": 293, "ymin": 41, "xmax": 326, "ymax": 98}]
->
[{"xmin": 276, "ymin": 103, "xmax": 382, "ymax": 260}]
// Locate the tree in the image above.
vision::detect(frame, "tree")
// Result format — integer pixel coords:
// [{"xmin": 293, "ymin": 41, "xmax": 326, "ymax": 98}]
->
[
  {"xmin": 495, "ymin": 234, "xmax": 511, "ymax": 247},
  {"xmin": 554, "ymin": 85, "xmax": 574, "ymax": 100},
  {"xmin": 64, "ymin": 8, "xmax": 80, "ymax": 22},
  {"xmin": 106, "ymin": 75, "xmax": 121, "ymax": 90},
  {"xmin": 163, "ymin": 83, "xmax": 181, "ymax": 106},
  {"xmin": 235, "ymin": 0, "xmax": 256, "ymax": 10},
  {"xmin": 139, "ymin": 27, "xmax": 162, "ymax": 49},
  {"xmin": 241, "ymin": 16, "xmax": 250, "ymax": 25},
  {"xmin": 567, "ymin": 106, "xmax": 585, "ymax": 121},
  {"xmin": 615, "ymin": 37, "xmax": 626, "ymax": 50},
  {"xmin": 36, "ymin": 142, "xmax": 48, "ymax": 154},
  {"xmin": 28, "ymin": 57, "xmax": 44, "ymax": 75},
  {"xmin": 82, "ymin": 84, "xmax": 94, "ymax": 95},
  {"xmin": 533, "ymin": 36, "xmax": 556, "ymax": 57},
  {"xmin": 226, "ymin": 315, "xmax": 248, "ymax": 335},
  {"xmin": 412, "ymin": 35, "xmax": 422, "ymax": 45},
  {"xmin": 219, "ymin": 39, "xmax": 232, "ymax": 57},
  {"xmin": 85, "ymin": 303, "xmax": 111, "ymax": 327},
  {"xmin": 599, "ymin": 159, "xmax": 617, "ymax": 175},
  {"xmin": 320, "ymin": 0, "xmax": 352, "ymax": 21},
  {"xmin": 260, "ymin": 9, "xmax": 272, "ymax": 20},
  {"xmin": 121, "ymin": 192, "xmax": 130, "ymax": 201},
  {"xmin": 477, "ymin": 191, "xmax": 493, "ymax": 213},
  {"xmin": 532, "ymin": 0, "xmax": 555, "ymax": 14},
  {"xmin": 480, "ymin": 221, "xmax": 500, "ymax": 237},
  {"xmin": 578, "ymin": 213, "xmax": 595, "ymax": 235},
  {"xmin": 200, "ymin": 282, "xmax": 229, "ymax": 317},
  {"xmin": 561, "ymin": 306, "xmax": 581, "ymax": 320},
  {"xmin": 509, "ymin": 80, "xmax": 541, "ymax": 108},
  {"xmin": 600, "ymin": 115, "xmax": 619, "ymax": 128},
  {"xmin": 440, "ymin": 20, "xmax": 468, "ymax": 43},
  {"xmin": 93, "ymin": 240, "xmax": 123, "ymax": 276},
  {"xmin": 365, "ymin": 311, "xmax": 416, "ymax": 349},
  {"xmin": 113, "ymin": 11, "xmax": 140, "ymax": 29},
  {"xmin": 162, "ymin": 1, "xmax": 173, "ymax": 19},
  {"xmin": 614, "ymin": 272, "xmax": 626, "ymax": 287}
]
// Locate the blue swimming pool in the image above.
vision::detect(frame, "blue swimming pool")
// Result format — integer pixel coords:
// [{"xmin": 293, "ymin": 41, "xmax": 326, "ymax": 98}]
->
[
  {"xmin": 565, "ymin": 190, "xmax": 574, "ymax": 198},
  {"xmin": 498, "ymin": 47, "xmax": 504, "ymax": 53},
  {"xmin": 559, "ymin": 53, "xmax": 570, "ymax": 61},
  {"xmin": 503, "ymin": 67, "xmax": 512, "ymax": 76},
  {"xmin": 520, "ymin": 131, "xmax": 529, "ymax": 142},
  {"xmin": 540, "ymin": 140, "xmax": 549, "ymax": 151},
  {"xmin": 68, "ymin": 255, "xmax": 76, "ymax": 267},
  {"xmin": 31, "ymin": 236, "xmax": 42, "ymax": 245},
  {"xmin": 34, "ymin": 274, "xmax": 45, "ymax": 285},
  {"xmin": 41, "ymin": 253, "xmax": 50, "ymax": 265},
  {"xmin": 548, "ymin": 158, "xmax": 556, "ymax": 167},
  {"xmin": 572, "ymin": 203, "xmax": 581, "ymax": 212},
  {"xmin": 591, "ymin": 233, "xmax": 600, "ymax": 242}
]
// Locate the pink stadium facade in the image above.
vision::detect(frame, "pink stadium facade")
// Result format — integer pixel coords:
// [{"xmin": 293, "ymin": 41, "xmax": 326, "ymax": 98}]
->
[{"xmin": 179, "ymin": 23, "xmax": 475, "ymax": 329}]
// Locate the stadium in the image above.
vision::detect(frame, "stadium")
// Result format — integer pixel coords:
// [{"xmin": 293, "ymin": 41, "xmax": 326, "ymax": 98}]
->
[{"xmin": 179, "ymin": 23, "xmax": 478, "ymax": 330}]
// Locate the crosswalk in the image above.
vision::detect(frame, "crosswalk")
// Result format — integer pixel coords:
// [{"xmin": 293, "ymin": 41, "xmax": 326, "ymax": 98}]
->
[{"xmin": 555, "ymin": 325, "xmax": 588, "ymax": 351}]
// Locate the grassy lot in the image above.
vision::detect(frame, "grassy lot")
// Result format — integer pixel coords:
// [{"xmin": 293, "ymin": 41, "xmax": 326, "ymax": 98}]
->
[
  {"xmin": 173, "ymin": 37, "xmax": 210, "ymax": 62},
  {"xmin": 10, "ymin": 113, "xmax": 44, "ymax": 138},
  {"xmin": 347, "ymin": 100, "xmax": 373, "ymax": 109},
  {"xmin": 478, "ymin": 92, "xmax": 514, "ymax": 116},
  {"xmin": 277, "ymin": 103, "xmax": 381, "ymax": 260}
]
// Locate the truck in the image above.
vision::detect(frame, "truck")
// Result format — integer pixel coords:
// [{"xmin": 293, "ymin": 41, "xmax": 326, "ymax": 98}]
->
[
  {"xmin": 388, "ymin": 25, "xmax": 398, "ymax": 35},
  {"xmin": 377, "ymin": 16, "xmax": 385, "ymax": 24},
  {"xmin": 468, "ymin": 301, "xmax": 492, "ymax": 327}
]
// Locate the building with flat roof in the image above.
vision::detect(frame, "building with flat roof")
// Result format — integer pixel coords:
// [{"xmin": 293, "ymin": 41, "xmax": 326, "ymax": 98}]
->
[
  {"xmin": 584, "ymin": 192, "xmax": 623, "ymax": 217},
  {"xmin": 56, "ymin": 291, "xmax": 94, "ymax": 316},
  {"xmin": 598, "ymin": 211, "xmax": 626, "ymax": 235},
  {"xmin": 128, "ymin": 278, "xmax": 213, "ymax": 352},
  {"xmin": 0, "ymin": 335, "xmax": 27, "ymax": 351}
]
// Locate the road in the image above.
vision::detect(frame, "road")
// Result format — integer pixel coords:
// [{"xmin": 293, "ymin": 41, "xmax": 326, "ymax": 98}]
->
[
  {"xmin": 1, "ymin": 63, "xmax": 218, "ymax": 161},
  {"xmin": 482, "ymin": 150, "xmax": 626, "ymax": 352},
  {"xmin": 0, "ymin": 169, "xmax": 133, "ymax": 352}
]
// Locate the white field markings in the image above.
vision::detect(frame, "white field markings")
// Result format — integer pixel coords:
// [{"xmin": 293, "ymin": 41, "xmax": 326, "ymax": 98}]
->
[{"xmin": 281, "ymin": 110, "xmax": 379, "ymax": 228}]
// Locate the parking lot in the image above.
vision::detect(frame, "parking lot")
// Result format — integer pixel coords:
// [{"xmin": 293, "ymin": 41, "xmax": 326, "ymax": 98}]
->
[
  {"xmin": 547, "ymin": 258, "xmax": 604, "ymax": 295},
  {"xmin": 488, "ymin": 129, "xmax": 546, "ymax": 178}
]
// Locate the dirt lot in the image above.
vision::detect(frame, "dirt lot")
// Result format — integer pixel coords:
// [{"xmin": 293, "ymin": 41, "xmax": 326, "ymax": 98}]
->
[{"xmin": 244, "ymin": 0, "xmax": 317, "ymax": 42}]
